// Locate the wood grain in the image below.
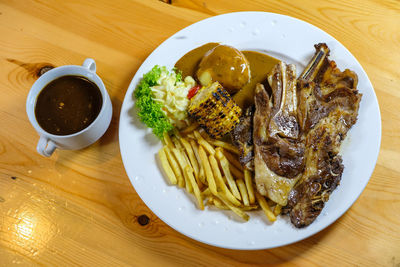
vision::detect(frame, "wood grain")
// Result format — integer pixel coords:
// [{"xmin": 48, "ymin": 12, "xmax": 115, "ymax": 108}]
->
[{"xmin": 0, "ymin": 0, "xmax": 399, "ymax": 266}]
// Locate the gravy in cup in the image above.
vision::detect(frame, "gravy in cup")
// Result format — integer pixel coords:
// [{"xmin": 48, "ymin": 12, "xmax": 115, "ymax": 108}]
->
[
  {"xmin": 26, "ymin": 58, "xmax": 112, "ymax": 157},
  {"xmin": 35, "ymin": 75, "xmax": 103, "ymax": 135}
]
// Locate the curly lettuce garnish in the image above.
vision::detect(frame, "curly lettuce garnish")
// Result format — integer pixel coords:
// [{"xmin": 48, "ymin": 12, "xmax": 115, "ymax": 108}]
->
[{"xmin": 134, "ymin": 65, "xmax": 174, "ymax": 138}]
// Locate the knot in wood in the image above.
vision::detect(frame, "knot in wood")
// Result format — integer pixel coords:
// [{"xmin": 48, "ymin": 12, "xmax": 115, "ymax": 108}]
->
[
  {"xmin": 38, "ymin": 65, "xmax": 54, "ymax": 77},
  {"xmin": 137, "ymin": 214, "xmax": 150, "ymax": 226}
]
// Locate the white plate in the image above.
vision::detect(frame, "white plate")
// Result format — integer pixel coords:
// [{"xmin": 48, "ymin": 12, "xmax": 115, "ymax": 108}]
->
[{"xmin": 119, "ymin": 12, "xmax": 381, "ymax": 250}]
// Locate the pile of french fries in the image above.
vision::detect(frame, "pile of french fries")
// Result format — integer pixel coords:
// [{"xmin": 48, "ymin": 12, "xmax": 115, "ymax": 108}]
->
[{"xmin": 158, "ymin": 125, "xmax": 280, "ymax": 222}]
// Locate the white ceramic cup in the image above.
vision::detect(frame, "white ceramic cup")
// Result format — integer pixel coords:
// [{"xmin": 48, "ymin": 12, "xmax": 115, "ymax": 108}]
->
[{"xmin": 26, "ymin": 58, "xmax": 112, "ymax": 157}]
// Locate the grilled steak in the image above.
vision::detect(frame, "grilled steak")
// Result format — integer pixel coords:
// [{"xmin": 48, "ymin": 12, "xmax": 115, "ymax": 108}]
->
[
  {"xmin": 253, "ymin": 62, "xmax": 305, "ymax": 206},
  {"xmin": 232, "ymin": 43, "xmax": 361, "ymax": 227},
  {"xmin": 285, "ymin": 43, "xmax": 362, "ymax": 227},
  {"xmin": 231, "ymin": 105, "xmax": 255, "ymax": 170}
]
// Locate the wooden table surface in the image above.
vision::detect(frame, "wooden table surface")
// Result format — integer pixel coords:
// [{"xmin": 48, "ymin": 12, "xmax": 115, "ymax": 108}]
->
[{"xmin": 1, "ymin": 0, "xmax": 399, "ymax": 266}]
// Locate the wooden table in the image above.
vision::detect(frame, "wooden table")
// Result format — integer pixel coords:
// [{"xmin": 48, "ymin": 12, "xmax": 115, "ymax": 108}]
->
[{"xmin": 1, "ymin": 0, "xmax": 399, "ymax": 265}]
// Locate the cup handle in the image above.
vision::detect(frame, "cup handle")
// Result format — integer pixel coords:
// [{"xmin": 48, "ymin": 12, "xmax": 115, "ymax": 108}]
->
[
  {"xmin": 37, "ymin": 136, "xmax": 57, "ymax": 157},
  {"xmin": 82, "ymin": 58, "xmax": 96, "ymax": 73}
]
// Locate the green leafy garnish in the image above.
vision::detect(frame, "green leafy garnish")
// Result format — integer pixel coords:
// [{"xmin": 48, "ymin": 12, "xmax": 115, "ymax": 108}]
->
[
  {"xmin": 173, "ymin": 67, "xmax": 183, "ymax": 83},
  {"xmin": 134, "ymin": 65, "xmax": 173, "ymax": 138}
]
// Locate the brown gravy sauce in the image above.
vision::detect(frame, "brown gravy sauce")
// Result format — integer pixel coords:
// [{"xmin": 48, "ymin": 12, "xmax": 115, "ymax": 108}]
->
[
  {"xmin": 175, "ymin": 43, "xmax": 220, "ymax": 79},
  {"xmin": 35, "ymin": 75, "xmax": 102, "ymax": 135},
  {"xmin": 174, "ymin": 42, "xmax": 280, "ymax": 109}
]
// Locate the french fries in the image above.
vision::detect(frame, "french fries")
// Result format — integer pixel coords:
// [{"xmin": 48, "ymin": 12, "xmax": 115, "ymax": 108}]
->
[
  {"xmin": 164, "ymin": 146, "xmax": 184, "ymax": 188},
  {"xmin": 189, "ymin": 139, "xmax": 206, "ymax": 184},
  {"xmin": 209, "ymin": 155, "xmax": 241, "ymax": 206},
  {"xmin": 222, "ymin": 149, "xmax": 244, "ymax": 179},
  {"xmin": 216, "ymin": 194, "xmax": 250, "ymax": 221},
  {"xmin": 158, "ymin": 125, "xmax": 280, "ymax": 225},
  {"xmin": 209, "ymin": 140, "xmax": 239, "ymax": 155},
  {"xmin": 256, "ymin": 192, "xmax": 277, "ymax": 222},
  {"xmin": 163, "ymin": 132, "xmax": 174, "ymax": 148},
  {"xmin": 158, "ymin": 147, "xmax": 177, "ymax": 185},
  {"xmin": 194, "ymin": 130, "xmax": 215, "ymax": 155},
  {"xmin": 182, "ymin": 151, "xmax": 195, "ymax": 189},
  {"xmin": 201, "ymin": 188, "xmax": 211, "ymax": 197},
  {"xmin": 180, "ymin": 138, "xmax": 200, "ymax": 182},
  {"xmin": 244, "ymin": 170, "xmax": 255, "ymax": 204},
  {"xmin": 208, "ymin": 197, "xmax": 258, "ymax": 211},
  {"xmin": 209, "ymin": 196, "xmax": 225, "ymax": 209},
  {"xmin": 273, "ymin": 204, "xmax": 282, "ymax": 216},
  {"xmin": 171, "ymin": 148, "xmax": 193, "ymax": 193},
  {"xmin": 230, "ymin": 164, "xmax": 244, "ymax": 179},
  {"xmin": 215, "ymin": 149, "xmax": 241, "ymax": 200},
  {"xmin": 171, "ymin": 136, "xmax": 184, "ymax": 150},
  {"xmin": 184, "ymin": 166, "xmax": 204, "ymax": 210},
  {"xmin": 237, "ymin": 178, "xmax": 249, "ymax": 206},
  {"xmin": 198, "ymin": 128, "xmax": 212, "ymax": 141},
  {"xmin": 180, "ymin": 122, "xmax": 198, "ymax": 134},
  {"xmin": 198, "ymin": 146, "xmax": 217, "ymax": 195},
  {"xmin": 223, "ymin": 150, "xmax": 243, "ymax": 171}
]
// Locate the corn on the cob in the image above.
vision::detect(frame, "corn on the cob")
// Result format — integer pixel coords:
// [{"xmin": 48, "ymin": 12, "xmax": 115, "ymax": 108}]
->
[{"xmin": 188, "ymin": 82, "xmax": 242, "ymax": 139}]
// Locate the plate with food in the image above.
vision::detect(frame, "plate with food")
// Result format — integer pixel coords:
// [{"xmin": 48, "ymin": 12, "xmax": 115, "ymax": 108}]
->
[{"xmin": 119, "ymin": 12, "xmax": 381, "ymax": 249}]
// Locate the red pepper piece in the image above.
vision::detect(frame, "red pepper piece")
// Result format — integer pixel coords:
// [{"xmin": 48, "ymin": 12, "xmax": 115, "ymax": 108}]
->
[{"xmin": 187, "ymin": 85, "xmax": 201, "ymax": 99}]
